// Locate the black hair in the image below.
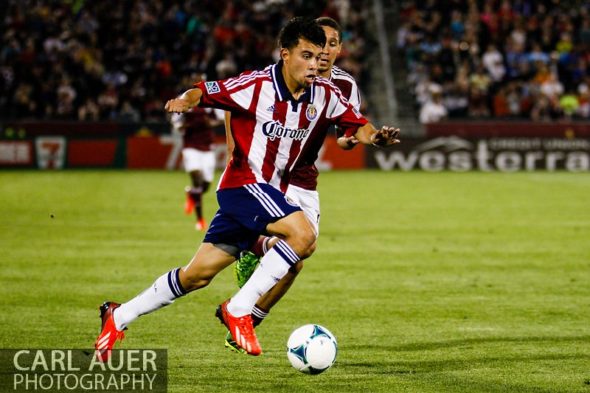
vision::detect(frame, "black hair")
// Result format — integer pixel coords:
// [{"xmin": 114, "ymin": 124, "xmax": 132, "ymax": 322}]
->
[
  {"xmin": 278, "ymin": 17, "xmax": 326, "ymax": 50},
  {"xmin": 316, "ymin": 16, "xmax": 343, "ymax": 43}
]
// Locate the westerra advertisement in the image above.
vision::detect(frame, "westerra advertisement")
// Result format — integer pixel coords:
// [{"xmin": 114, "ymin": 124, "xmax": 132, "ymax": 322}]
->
[{"xmin": 367, "ymin": 137, "xmax": 590, "ymax": 172}]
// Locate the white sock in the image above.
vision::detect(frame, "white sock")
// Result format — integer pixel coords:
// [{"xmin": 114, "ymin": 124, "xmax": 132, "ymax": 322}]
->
[
  {"xmin": 113, "ymin": 268, "xmax": 186, "ymax": 330},
  {"xmin": 228, "ymin": 240, "xmax": 299, "ymax": 316}
]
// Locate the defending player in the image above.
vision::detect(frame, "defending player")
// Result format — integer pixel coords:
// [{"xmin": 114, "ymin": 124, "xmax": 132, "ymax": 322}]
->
[
  {"xmin": 94, "ymin": 17, "xmax": 399, "ymax": 359},
  {"xmin": 224, "ymin": 16, "xmax": 365, "ymax": 352},
  {"xmin": 170, "ymin": 74, "xmax": 223, "ymax": 231}
]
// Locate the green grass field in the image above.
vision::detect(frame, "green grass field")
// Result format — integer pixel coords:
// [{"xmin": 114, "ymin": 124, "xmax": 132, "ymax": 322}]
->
[{"xmin": 1, "ymin": 170, "xmax": 589, "ymax": 392}]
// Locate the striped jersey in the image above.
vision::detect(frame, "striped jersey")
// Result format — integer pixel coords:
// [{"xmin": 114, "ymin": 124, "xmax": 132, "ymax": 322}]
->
[
  {"xmin": 289, "ymin": 65, "xmax": 361, "ymax": 190},
  {"xmin": 196, "ymin": 61, "xmax": 368, "ymax": 192}
]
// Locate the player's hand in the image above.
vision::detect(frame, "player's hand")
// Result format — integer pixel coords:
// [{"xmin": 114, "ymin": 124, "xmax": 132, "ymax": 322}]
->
[
  {"xmin": 165, "ymin": 98, "xmax": 191, "ymax": 113},
  {"xmin": 337, "ymin": 135, "xmax": 360, "ymax": 150},
  {"xmin": 370, "ymin": 126, "xmax": 400, "ymax": 147}
]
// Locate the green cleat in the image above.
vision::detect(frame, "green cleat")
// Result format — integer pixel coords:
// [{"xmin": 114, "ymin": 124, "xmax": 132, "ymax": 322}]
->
[
  {"xmin": 224, "ymin": 331, "xmax": 246, "ymax": 354},
  {"xmin": 234, "ymin": 251, "xmax": 260, "ymax": 288}
]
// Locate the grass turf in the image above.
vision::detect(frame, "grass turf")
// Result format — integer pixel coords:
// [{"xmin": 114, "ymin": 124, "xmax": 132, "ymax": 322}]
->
[{"xmin": 0, "ymin": 170, "xmax": 589, "ymax": 392}]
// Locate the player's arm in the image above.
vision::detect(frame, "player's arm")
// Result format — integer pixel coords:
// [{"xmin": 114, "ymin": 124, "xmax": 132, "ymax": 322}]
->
[
  {"xmin": 336, "ymin": 135, "xmax": 359, "ymax": 150},
  {"xmin": 224, "ymin": 111, "xmax": 235, "ymax": 164},
  {"xmin": 354, "ymin": 123, "xmax": 400, "ymax": 147},
  {"xmin": 335, "ymin": 104, "xmax": 399, "ymax": 147},
  {"xmin": 165, "ymin": 88, "xmax": 203, "ymax": 113}
]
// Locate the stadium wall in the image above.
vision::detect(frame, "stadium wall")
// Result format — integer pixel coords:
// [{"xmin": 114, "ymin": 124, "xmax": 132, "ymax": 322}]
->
[{"xmin": 0, "ymin": 121, "xmax": 588, "ymax": 172}]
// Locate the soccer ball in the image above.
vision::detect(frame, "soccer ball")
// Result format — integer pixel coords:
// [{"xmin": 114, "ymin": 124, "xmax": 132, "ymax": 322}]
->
[{"xmin": 287, "ymin": 324, "xmax": 338, "ymax": 374}]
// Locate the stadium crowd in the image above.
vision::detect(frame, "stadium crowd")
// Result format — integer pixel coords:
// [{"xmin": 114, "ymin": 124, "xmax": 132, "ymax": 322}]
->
[
  {"xmin": 397, "ymin": 0, "xmax": 590, "ymax": 123},
  {"xmin": 0, "ymin": 0, "xmax": 369, "ymax": 121}
]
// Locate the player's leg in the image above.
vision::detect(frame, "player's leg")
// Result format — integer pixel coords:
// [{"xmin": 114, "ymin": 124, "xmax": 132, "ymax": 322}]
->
[
  {"xmin": 182, "ymin": 147, "xmax": 200, "ymax": 216},
  {"xmin": 236, "ymin": 186, "xmax": 320, "ymax": 325},
  {"xmin": 224, "ymin": 209, "xmax": 315, "ymax": 319},
  {"xmin": 218, "ymin": 210, "xmax": 313, "ymax": 355},
  {"xmin": 183, "ymin": 148, "xmax": 214, "ymax": 230},
  {"xmin": 95, "ymin": 212, "xmax": 237, "ymax": 361},
  {"xmin": 236, "ymin": 185, "xmax": 319, "ymax": 285},
  {"xmin": 113, "ymin": 243, "xmax": 234, "ymax": 329},
  {"xmin": 227, "ymin": 209, "xmax": 314, "ymax": 301},
  {"xmin": 186, "ymin": 169, "xmax": 206, "ymax": 226},
  {"xmin": 215, "ymin": 184, "xmax": 316, "ymax": 355},
  {"xmin": 193, "ymin": 150, "xmax": 215, "ymax": 229}
]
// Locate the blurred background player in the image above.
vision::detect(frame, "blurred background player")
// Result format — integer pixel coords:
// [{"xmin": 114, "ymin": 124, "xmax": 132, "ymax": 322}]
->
[
  {"xmin": 224, "ymin": 16, "xmax": 366, "ymax": 352},
  {"xmin": 170, "ymin": 74, "xmax": 223, "ymax": 231}
]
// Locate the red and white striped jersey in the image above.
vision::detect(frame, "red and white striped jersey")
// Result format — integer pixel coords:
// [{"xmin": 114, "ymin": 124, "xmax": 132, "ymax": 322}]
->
[{"xmin": 196, "ymin": 61, "xmax": 368, "ymax": 192}]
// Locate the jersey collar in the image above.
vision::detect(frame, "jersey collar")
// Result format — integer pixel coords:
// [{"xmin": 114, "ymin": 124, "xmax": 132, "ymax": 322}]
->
[{"xmin": 271, "ymin": 60, "xmax": 315, "ymax": 104}]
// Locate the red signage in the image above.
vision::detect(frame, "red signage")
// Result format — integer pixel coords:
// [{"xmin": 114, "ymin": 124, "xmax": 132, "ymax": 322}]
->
[
  {"xmin": 67, "ymin": 140, "xmax": 118, "ymax": 167},
  {"xmin": 0, "ymin": 141, "xmax": 33, "ymax": 166}
]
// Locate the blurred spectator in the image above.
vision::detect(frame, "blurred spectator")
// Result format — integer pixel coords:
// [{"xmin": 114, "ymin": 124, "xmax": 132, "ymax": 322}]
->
[
  {"xmin": 577, "ymin": 82, "xmax": 590, "ymax": 118},
  {"xmin": 492, "ymin": 85, "xmax": 510, "ymax": 117},
  {"xmin": 443, "ymin": 83, "xmax": 468, "ymax": 118},
  {"xmin": 1, "ymin": 0, "xmax": 372, "ymax": 122},
  {"xmin": 482, "ymin": 44, "xmax": 506, "ymax": 82},
  {"xmin": 540, "ymin": 73, "xmax": 564, "ymax": 103},
  {"xmin": 419, "ymin": 89, "xmax": 447, "ymax": 124},
  {"xmin": 56, "ymin": 77, "xmax": 77, "ymax": 118},
  {"xmin": 530, "ymin": 95, "xmax": 553, "ymax": 122},
  {"xmin": 400, "ymin": 0, "xmax": 590, "ymax": 121},
  {"xmin": 559, "ymin": 89, "xmax": 579, "ymax": 120},
  {"xmin": 118, "ymin": 100, "xmax": 141, "ymax": 123},
  {"xmin": 78, "ymin": 98, "xmax": 100, "ymax": 121}
]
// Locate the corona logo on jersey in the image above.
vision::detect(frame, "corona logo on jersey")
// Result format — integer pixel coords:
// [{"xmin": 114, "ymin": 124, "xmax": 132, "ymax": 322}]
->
[{"xmin": 262, "ymin": 121, "xmax": 310, "ymax": 142}]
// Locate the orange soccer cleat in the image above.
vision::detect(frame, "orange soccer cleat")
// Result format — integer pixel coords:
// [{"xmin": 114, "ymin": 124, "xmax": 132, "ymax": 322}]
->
[
  {"xmin": 94, "ymin": 302, "xmax": 125, "ymax": 362},
  {"xmin": 215, "ymin": 300, "xmax": 261, "ymax": 356},
  {"xmin": 184, "ymin": 186, "xmax": 195, "ymax": 215},
  {"xmin": 195, "ymin": 217, "xmax": 207, "ymax": 231}
]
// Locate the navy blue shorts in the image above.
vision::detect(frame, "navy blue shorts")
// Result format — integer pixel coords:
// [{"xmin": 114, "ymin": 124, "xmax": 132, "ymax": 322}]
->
[{"xmin": 204, "ymin": 183, "xmax": 301, "ymax": 252}]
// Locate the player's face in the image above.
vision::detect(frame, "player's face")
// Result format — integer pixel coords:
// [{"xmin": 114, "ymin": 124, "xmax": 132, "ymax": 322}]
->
[
  {"xmin": 319, "ymin": 26, "xmax": 341, "ymax": 74},
  {"xmin": 281, "ymin": 39, "xmax": 323, "ymax": 90}
]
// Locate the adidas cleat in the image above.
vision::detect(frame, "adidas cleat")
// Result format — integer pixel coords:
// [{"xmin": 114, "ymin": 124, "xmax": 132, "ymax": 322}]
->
[
  {"xmin": 94, "ymin": 302, "xmax": 125, "ymax": 362},
  {"xmin": 234, "ymin": 251, "xmax": 260, "ymax": 288},
  {"xmin": 224, "ymin": 331, "xmax": 246, "ymax": 354},
  {"xmin": 215, "ymin": 300, "xmax": 261, "ymax": 356}
]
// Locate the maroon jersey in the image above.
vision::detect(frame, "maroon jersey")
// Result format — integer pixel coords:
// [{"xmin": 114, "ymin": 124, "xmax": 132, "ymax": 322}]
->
[
  {"xmin": 179, "ymin": 106, "xmax": 216, "ymax": 151},
  {"xmin": 289, "ymin": 66, "xmax": 362, "ymax": 190}
]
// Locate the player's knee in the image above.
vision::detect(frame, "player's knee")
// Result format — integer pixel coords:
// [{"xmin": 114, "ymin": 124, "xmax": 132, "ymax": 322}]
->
[{"xmin": 290, "ymin": 227, "xmax": 316, "ymax": 258}]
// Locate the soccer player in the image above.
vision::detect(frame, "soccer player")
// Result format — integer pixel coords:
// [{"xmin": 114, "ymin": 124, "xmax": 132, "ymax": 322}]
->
[
  {"xmin": 171, "ymin": 74, "xmax": 223, "ymax": 231},
  {"xmin": 94, "ymin": 17, "xmax": 399, "ymax": 359},
  {"xmin": 225, "ymin": 16, "xmax": 365, "ymax": 352}
]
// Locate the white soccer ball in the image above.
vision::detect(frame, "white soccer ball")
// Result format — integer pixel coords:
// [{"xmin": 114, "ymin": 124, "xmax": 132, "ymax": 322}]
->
[{"xmin": 287, "ymin": 324, "xmax": 338, "ymax": 374}]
